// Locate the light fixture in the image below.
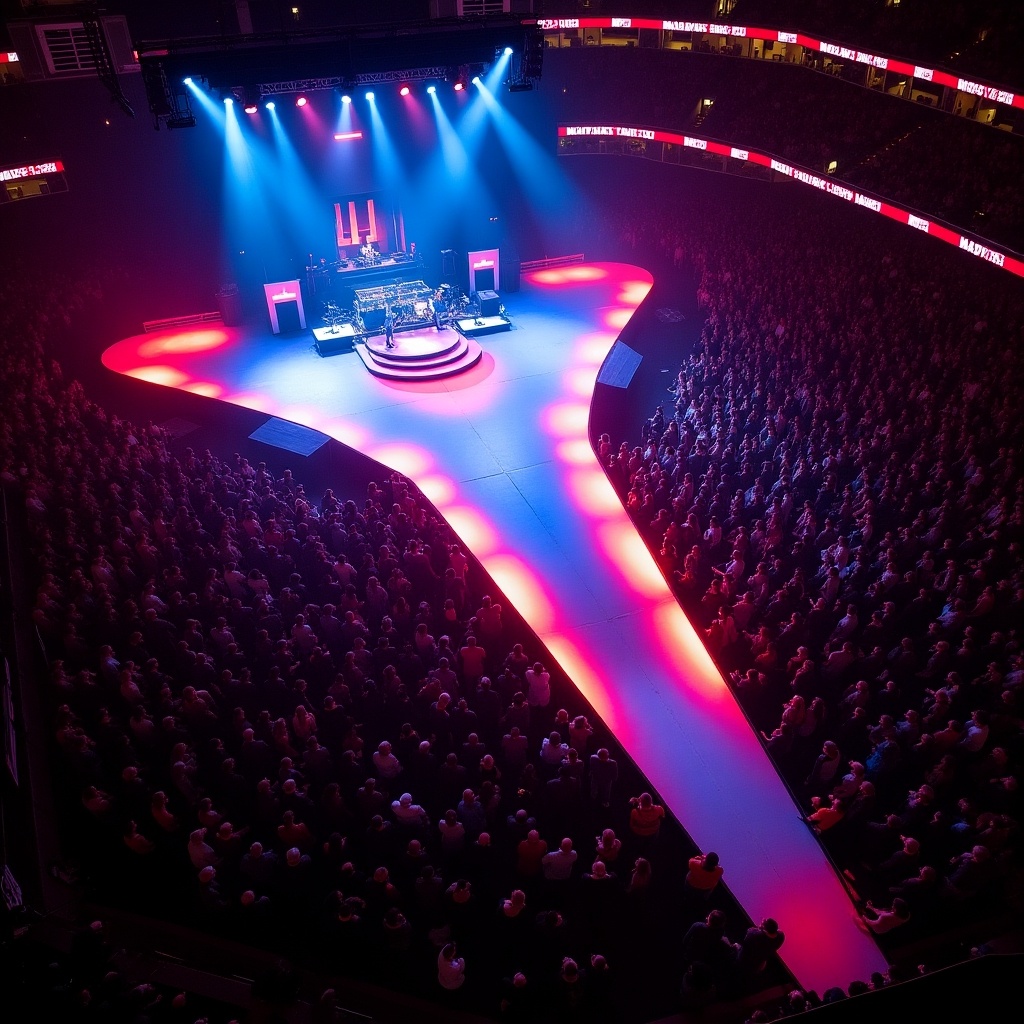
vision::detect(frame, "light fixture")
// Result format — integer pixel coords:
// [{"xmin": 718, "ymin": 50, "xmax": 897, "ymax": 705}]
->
[
  {"xmin": 223, "ymin": 96, "xmax": 233, "ymax": 106},
  {"xmin": 504, "ymin": 46, "xmax": 513, "ymax": 56},
  {"xmin": 427, "ymin": 85, "xmax": 437, "ymax": 95},
  {"xmin": 454, "ymin": 81, "xmax": 464, "ymax": 92},
  {"xmin": 365, "ymin": 90, "xmax": 375, "ymax": 101},
  {"xmin": 472, "ymin": 75, "xmax": 481, "ymax": 86},
  {"xmin": 183, "ymin": 76, "xmax": 193, "ymax": 85},
  {"xmin": 341, "ymin": 94, "xmax": 351, "ymax": 104},
  {"xmin": 295, "ymin": 95, "xmax": 308, "ymax": 107},
  {"xmin": 265, "ymin": 100, "xmax": 276, "ymax": 110},
  {"xmin": 244, "ymin": 103, "xmax": 258, "ymax": 114},
  {"xmin": 399, "ymin": 85, "xmax": 411, "ymax": 97}
]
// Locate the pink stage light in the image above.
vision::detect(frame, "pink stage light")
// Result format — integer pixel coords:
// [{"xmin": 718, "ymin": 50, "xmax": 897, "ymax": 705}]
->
[
  {"xmin": 367, "ymin": 443, "xmax": 432, "ymax": 477},
  {"xmin": 556, "ymin": 439, "xmax": 597, "ymax": 465},
  {"xmin": 453, "ymin": 81, "xmax": 464, "ymax": 92},
  {"xmin": 530, "ymin": 265, "xmax": 609, "ymax": 286},
  {"xmin": 123, "ymin": 365, "xmax": 189, "ymax": 386},
  {"xmin": 441, "ymin": 505, "xmax": 498, "ymax": 555},
  {"xmin": 224, "ymin": 392, "xmax": 274, "ymax": 413},
  {"xmin": 603, "ymin": 307, "xmax": 633, "ymax": 329},
  {"xmin": 416, "ymin": 474, "xmax": 457, "ymax": 506},
  {"xmin": 182, "ymin": 382, "xmax": 224, "ymax": 398},
  {"xmin": 138, "ymin": 329, "xmax": 231, "ymax": 357},
  {"xmin": 569, "ymin": 468, "xmax": 625, "ymax": 516},
  {"xmin": 543, "ymin": 635, "xmax": 620, "ymax": 731},
  {"xmin": 482, "ymin": 554, "xmax": 555, "ymax": 632},
  {"xmin": 544, "ymin": 402, "xmax": 590, "ymax": 437},
  {"xmin": 399, "ymin": 85, "xmax": 411, "ymax": 97},
  {"xmin": 295, "ymin": 96, "xmax": 308, "ymax": 107},
  {"xmin": 598, "ymin": 521, "xmax": 667, "ymax": 597},
  {"xmin": 564, "ymin": 366, "xmax": 598, "ymax": 397}
]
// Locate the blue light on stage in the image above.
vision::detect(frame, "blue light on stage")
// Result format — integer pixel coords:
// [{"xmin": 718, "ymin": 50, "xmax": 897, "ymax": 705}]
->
[
  {"xmin": 184, "ymin": 77, "xmax": 226, "ymax": 122},
  {"xmin": 341, "ymin": 94, "xmax": 351, "ymax": 104},
  {"xmin": 224, "ymin": 96, "xmax": 233, "ymax": 105},
  {"xmin": 265, "ymin": 101, "xmax": 275, "ymax": 110},
  {"xmin": 472, "ymin": 76, "xmax": 481, "ymax": 86},
  {"xmin": 427, "ymin": 85, "xmax": 436, "ymax": 95},
  {"xmin": 365, "ymin": 91, "xmax": 375, "ymax": 101},
  {"xmin": 504, "ymin": 47, "xmax": 513, "ymax": 56}
]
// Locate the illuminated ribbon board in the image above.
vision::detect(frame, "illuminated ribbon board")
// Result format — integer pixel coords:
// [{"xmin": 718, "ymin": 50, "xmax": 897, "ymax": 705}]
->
[
  {"xmin": 0, "ymin": 160, "xmax": 64, "ymax": 181},
  {"xmin": 535, "ymin": 18, "xmax": 1021, "ymax": 110},
  {"xmin": 557, "ymin": 125, "xmax": 1024, "ymax": 278}
]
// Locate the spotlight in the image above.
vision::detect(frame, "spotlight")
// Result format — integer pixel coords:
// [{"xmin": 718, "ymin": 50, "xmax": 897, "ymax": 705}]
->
[
  {"xmin": 265, "ymin": 101, "xmax": 276, "ymax": 110},
  {"xmin": 224, "ymin": 96, "xmax": 233, "ymax": 106},
  {"xmin": 399, "ymin": 85, "xmax": 410, "ymax": 97},
  {"xmin": 295, "ymin": 95, "xmax": 308, "ymax": 107},
  {"xmin": 454, "ymin": 81, "xmax": 464, "ymax": 92},
  {"xmin": 472, "ymin": 76, "xmax": 481, "ymax": 86},
  {"xmin": 341, "ymin": 94, "xmax": 351, "ymax": 104},
  {"xmin": 427, "ymin": 85, "xmax": 436, "ymax": 95},
  {"xmin": 504, "ymin": 46, "xmax": 513, "ymax": 56},
  {"xmin": 183, "ymin": 76, "xmax": 193, "ymax": 85},
  {"xmin": 365, "ymin": 90, "xmax": 375, "ymax": 101},
  {"xmin": 244, "ymin": 102, "xmax": 258, "ymax": 113}
]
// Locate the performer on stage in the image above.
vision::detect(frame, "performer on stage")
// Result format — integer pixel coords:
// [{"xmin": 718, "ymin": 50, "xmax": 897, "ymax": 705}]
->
[
  {"xmin": 384, "ymin": 307, "xmax": 396, "ymax": 349},
  {"xmin": 432, "ymin": 289, "xmax": 444, "ymax": 332}
]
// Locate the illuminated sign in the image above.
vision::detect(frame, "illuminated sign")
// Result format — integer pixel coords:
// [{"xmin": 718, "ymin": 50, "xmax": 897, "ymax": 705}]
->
[
  {"xmin": 263, "ymin": 280, "xmax": 306, "ymax": 333},
  {"xmin": 959, "ymin": 237, "xmax": 1005, "ymax": 267},
  {"xmin": 335, "ymin": 197, "xmax": 380, "ymax": 247},
  {"xmin": 533, "ymin": 16, "xmax": 1021, "ymax": 108},
  {"xmin": 0, "ymin": 160, "xmax": 64, "ymax": 181},
  {"xmin": 468, "ymin": 248, "xmax": 500, "ymax": 294},
  {"xmin": 1, "ymin": 52, "xmax": 18, "ymax": 63},
  {"xmin": 557, "ymin": 124, "xmax": 1024, "ymax": 278}
]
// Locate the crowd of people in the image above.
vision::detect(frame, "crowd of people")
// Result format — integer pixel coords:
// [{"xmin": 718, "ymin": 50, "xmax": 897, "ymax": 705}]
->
[
  {"xmin": 583, "ymin": 166, "xmax": 1022, "ymax": 955},
  {"xmin": 548, "ymin": 44, "xmax": 1024, "ymax": 254},
  {"xmin": 0, "ymin": 268, "xmax": 800, "ymax": 1021},
  {"xmin": 539, "ymin": 0, "xmax": 1024, "ymax": 90}
]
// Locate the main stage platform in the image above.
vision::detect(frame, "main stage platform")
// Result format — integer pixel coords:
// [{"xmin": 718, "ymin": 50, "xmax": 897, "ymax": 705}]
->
[
  {"xmin": 354, "ymin": 327, "xmax": 483, "ymax": 381},
  {"xmin": 101, "ymin": 264, "xmax": 889, "ymax": 994}
]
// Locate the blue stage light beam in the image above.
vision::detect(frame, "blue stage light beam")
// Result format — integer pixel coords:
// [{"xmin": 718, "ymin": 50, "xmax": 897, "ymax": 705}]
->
[
  {"xmin": 266, "ymin": 102, "xmax": 327, "ymax": 255},
  {"xmin": 473, "ymin": 82, "xmax": 576, "ymax": 237},
  {"xmin": 365, "ymin": 89, "xmax": 405, "ymax": 189},
  {"xmin": 185, "ymin": 77, "xmax": 226, "ymax": 126},
  {"xmin": 221, "ymin": 95, "xmax": 277, "ymax": 287},
  {"xmin": 427, "ymin": 85, "xmax": 469, "ymax": 179}
]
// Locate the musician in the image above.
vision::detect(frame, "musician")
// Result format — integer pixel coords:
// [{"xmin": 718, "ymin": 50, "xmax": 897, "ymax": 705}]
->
[
  {"xmin": 432, "ymin": 288, "xmax": 445, "ymax": 332},
  {"xmin": 384, "ymin": 306, "xmax": 396, "ymax": 349}
]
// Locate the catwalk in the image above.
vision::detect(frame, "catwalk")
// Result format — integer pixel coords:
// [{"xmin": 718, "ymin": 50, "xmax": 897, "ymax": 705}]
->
[{"xmin": 103, "ymin": 262, "xmax": 888, "ymax": 992}]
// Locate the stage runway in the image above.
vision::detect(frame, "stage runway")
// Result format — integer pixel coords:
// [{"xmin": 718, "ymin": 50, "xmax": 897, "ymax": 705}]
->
[{"xmin": 102, "ymin": 262, "xmax": 888, "ymax": 993}]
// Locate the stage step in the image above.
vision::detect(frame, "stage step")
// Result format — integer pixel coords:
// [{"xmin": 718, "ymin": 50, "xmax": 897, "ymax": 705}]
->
[
  {"xmin": 354, "ymin": 336, "xmax": 483, "ymax": 380},
  {"xmin": 364, "ymin": 332, "xmax": 464, "ymax": 362}
]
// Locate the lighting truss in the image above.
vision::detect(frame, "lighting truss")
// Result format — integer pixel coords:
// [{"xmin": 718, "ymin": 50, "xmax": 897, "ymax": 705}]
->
[{"xmin": 259, "ymin": 66, "xmax": 450, "ymax": 97}]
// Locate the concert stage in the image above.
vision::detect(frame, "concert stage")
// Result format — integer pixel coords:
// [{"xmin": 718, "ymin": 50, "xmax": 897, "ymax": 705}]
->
[
  {"xmin": 355, "ymin": 327, "xmax": 483, "ymax": 381},
  {"xmin": 102, "ymin": 263, "xmax": 888, "ymax": 994}
]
